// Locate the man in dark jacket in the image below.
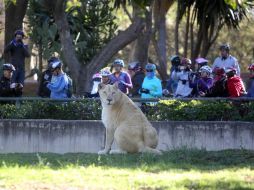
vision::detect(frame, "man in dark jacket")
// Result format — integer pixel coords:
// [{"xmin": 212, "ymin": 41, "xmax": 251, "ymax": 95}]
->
[
  {"xmin": 4, "ymin": 30, "xmax": 30, "ymax": 85},
  {"xmin": 0, "ymin": 63, "xmax": 23, "ymax": 97},
  {"xmin": 37, "ymin": 58, "xmax": 55, "ymax": 97},
  {"xmin": 127, "ymin": 61, "xmax": 145, "ymax": 97}
]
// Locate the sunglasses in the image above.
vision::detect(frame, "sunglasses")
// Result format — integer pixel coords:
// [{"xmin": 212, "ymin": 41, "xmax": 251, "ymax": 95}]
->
[{"xmin": 146, "ymin": 69, "xmax": 154, "ymax": 72}]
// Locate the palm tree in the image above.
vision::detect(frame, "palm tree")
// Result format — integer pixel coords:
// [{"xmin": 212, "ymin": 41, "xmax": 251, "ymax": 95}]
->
[{"xmin": 176, "ymin": 0, "xmax": 253, "ymax": 60}]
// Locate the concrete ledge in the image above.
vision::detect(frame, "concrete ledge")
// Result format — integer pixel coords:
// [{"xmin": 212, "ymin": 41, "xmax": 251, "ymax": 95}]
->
[{"xmin": 0, "ymin": 120, "xmax": 253, "ymax": 153}]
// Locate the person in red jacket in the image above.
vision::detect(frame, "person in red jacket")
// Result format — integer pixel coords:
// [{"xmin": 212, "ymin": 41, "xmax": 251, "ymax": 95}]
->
[{"xmin": 225, "ymin": 67, "xmax": 246, "ymax": 97}]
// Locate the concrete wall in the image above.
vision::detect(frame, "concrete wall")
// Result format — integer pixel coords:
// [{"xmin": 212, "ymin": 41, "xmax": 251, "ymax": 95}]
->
[{"xmin": 0, "ymin": 120, "xmax": 253, "ymax": 153}]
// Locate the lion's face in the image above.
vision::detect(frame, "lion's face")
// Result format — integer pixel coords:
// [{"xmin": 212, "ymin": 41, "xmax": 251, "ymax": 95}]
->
[{"xmin": 98, "ymin": 83, "xmax": 122, "ymax": 106}]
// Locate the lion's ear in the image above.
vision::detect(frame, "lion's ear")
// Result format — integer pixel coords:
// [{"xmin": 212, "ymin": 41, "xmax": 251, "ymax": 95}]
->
[
  {"xmin": 98, "ymin": 83, "xmax": 105, "ymax": 91},
  {"xmin": 113, "ymin": 82, "xmax": 118, "ymax": 90}
]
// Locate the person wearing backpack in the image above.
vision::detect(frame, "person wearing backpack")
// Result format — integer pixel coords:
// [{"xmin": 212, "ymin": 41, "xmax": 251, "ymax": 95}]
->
[{"xmin": 46, "ymin": 57, "xmax": 69, "ymax": 99}]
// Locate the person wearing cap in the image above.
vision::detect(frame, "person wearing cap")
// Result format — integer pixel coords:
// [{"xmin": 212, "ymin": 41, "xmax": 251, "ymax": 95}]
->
[
  {"xmin": 225, "ymin": 67, "xmax": 245, "ymax": 97},
  {"xmin": 212, "ymin": 44, "xmax": 240, "ymax": 76},
  {"xmin": 140, "ymin": 63, "xmax": 162, "ymax": 99},
  {"xmin": 189, "ymin": 65, "xmax": 213, "ymax": 97},
  {"xmin": 4, "ymin": 30, "xmax": 30, "ymax": 85},
  {"xmin": 100, "ymin": 68, "xmax": 113, "ymax": 85},
  {"xmin": 46, "ymin": 57, "xmax": 69, "ymax": 99},
  {"xmin": 167, "ymin": 55, "xmax": 181, "ymax": 95},
  {"xmin": 127, "ymin": 61, "xmax": 145, "ymax": 97},
  {"xmin": 172, "ymin": 58, "xmax": 193, "ymax": 97},
  {"xmin": 195, "ymin": 57, "xmax": 208, "ymax": 71},
  {"xmin": 37, "ymin": 58, "xmax": 56, "ymax": 98},
  {"xmin": 110, "ymin": 59, "xmax": 132, "ymax": 94},
  {"xmin": 0, "ymin": 63, "xmax": 23, "ymax": 97}
]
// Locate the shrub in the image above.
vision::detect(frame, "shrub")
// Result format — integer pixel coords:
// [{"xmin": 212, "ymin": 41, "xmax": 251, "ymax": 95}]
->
[
  {"xmin": 0, "ymin": 99, "xmax": 101, "ymax": 120},
  {"xmin": 146, "ymin": 99, "xmax": 254, "ymax": 121},
  {"xmin": 0, "ymin": 99, "xmax": 253, "ymax": 121}
]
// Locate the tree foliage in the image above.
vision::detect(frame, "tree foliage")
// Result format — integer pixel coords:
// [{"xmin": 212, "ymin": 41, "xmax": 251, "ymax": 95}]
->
[
  {"xmin": 175, "ymin": 0, "xmax": 254, "ymax": 59},
  {"xmin": 27, "ymin": 0, "xmax": 117, "ymax": 62},
  {"xmin": 27, "ymin": 0, "xmax": 60, "ymax": 59}
]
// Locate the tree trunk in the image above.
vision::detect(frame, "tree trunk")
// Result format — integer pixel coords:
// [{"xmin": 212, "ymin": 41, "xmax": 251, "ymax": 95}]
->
[
  {"xmin": 193, "ymin": 18, "xmax": 205, "ymax": 60},
  {"xmin": 38, "ymin": 43, "xmax": 43, "ymax": 72},
  {"xmin": 183, "ymin": 6, "xmax": 190, "ymax": 57},
  {"xmin": 175, "ymin": 0, "xmax": 180, "ymax": 55},
  {"xmin": 4, "ymin": 0, "xmax": 28, "ymax": 61},
  {"xmin": 190, "ymin": 23, "xmax": 195, "ymax": 61},
  {"xmin": 53, "ymin": 0, "xmax": 83, "ymax": 93},
  {"xmin": 129, "ymin": 3, "xmax": 153, "ymax": 68},
  {"xmin": 152, "ymin": 0, "xmax": 173, "ymax": 83}
]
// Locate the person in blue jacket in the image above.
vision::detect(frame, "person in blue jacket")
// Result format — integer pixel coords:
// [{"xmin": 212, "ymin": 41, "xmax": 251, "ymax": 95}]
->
[
  {"xmin": 46, "ymin": 57, "xmax": 69, "ymax": 99},
  {"xmin": 140, "ymin": 63, "xmax": 162, "ymax": 99}
]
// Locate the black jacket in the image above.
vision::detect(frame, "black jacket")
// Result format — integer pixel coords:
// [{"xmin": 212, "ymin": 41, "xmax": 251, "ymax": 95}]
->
[
  {"xmin": 129, "ymin": 71, "xmax": 145, "ymax": 97},
  {"xmin": 0, "ymin": 76, "xmax": 22, "ymax": 97},
  {"xmin": 4, "ymin": 40, "xmax": 30, "ymax": 69},
  {"xmin": 205, "ymin": 77, "xmax": 229, "ymax": 97},
  {"xmin": 37, "ymin": 70, "xmax": 52, "ymax": 98}
]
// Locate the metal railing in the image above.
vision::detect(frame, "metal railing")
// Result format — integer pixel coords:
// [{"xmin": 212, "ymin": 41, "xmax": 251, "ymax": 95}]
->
[{"xmin": 0, "ymin": 96, "xmax": 254, "ymax": 105}]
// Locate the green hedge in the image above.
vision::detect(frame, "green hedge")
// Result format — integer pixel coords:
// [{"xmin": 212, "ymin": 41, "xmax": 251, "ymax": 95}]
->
[
  {"xmin": 146, "ymin": 100, "xmax": 254, "ymax": 121},
  {"xmin": 0, "ymin": 99, "xmax": 253, "ymax": 121},
  {"xmin": 0, "ymin": 100, "xmax": 101, "ymax": 120}
]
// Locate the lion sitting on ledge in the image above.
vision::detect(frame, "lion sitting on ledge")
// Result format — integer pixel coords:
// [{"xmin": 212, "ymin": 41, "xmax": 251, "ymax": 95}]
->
[{"xmin": 98, "ymin": 83, "xmax": 161, "ymax": 155}]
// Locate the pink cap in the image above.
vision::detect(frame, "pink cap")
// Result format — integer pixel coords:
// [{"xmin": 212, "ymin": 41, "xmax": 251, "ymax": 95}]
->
[
  {"xmin": 195, "ymin": 57, "xmax": 208, "ymax": 64},
  {"xmin": 92, "ymin": 73, "xmax": 102, "ymax": 79}
]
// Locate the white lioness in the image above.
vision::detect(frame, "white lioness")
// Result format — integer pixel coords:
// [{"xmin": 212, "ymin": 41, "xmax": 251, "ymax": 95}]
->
[{"xmin": 98, "ymin": 83, "xmax": 161, "ymax": 155}]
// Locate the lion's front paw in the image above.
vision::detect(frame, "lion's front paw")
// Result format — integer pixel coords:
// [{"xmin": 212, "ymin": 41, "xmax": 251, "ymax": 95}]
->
[
  {"xmin": 98, "ymin": 149, "xmax": 109, "ymax": 155},
  {"xmin": 109, "ymin": 149, "xmax": 127, "ymax": 154}
]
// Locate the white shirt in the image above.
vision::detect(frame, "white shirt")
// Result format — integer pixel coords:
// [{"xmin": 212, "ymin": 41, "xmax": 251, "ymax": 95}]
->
[
  {"xmin": 172, "ymin": 70, "xmax": 193, "ymax": 97},
  {"xmin": 212, "ymin": 55, "xmax": 240, "ymax": 76}
]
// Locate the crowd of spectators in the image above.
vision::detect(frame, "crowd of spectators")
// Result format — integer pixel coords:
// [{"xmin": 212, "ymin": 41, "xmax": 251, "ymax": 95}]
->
[{"xmin": 1, "ymin": 30, "xmax": 253, "ymax": 100}]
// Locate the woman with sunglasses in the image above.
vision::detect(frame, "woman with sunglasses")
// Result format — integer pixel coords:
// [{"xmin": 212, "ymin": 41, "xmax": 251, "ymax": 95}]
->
[{"xmin": 140, "ymin": 63, "xmax": 162, "ymax": 99}]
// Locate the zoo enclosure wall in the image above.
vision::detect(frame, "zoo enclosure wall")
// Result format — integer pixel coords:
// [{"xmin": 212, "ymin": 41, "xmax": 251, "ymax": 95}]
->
[{"xmin": 0, "ymin": 120, "xmax": 253, "ymax": 153}]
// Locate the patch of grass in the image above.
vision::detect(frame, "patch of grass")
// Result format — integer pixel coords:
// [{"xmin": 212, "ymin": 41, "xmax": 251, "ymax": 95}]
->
[{"xmin": 0, "ymin": 149, "xmax": 254, "ymax": 190}]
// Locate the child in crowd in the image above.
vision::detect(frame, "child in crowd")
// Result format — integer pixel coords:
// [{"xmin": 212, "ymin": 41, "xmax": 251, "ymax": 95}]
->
[
  {"xmin": 189, "ymin": 65, "xmax": 213, "ymax": 97},
  {"xmin": 172, "ymin": 58, "xmax": 193, "ymax": 97}
]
